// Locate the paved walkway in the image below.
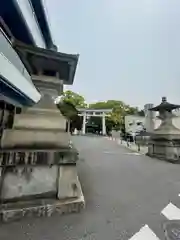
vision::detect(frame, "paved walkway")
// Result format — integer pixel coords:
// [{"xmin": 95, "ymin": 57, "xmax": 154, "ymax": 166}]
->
[
  {"xmin": 1, "ymin": 136, "xmax": 180, "ymax": 240},
  {"xmin": 105, "ymin": 136, "xmax": 148, "ymax": 155}
]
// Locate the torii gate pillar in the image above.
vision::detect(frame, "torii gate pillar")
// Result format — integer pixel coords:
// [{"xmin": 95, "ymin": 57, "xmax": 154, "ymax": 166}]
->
[
  {"xmin": 82, "ymin": 113, "xmax": 86, "ymax": 135},
  {"xmin": 102, "ymin": 114, "xmax": 106, "ymax": 135}
]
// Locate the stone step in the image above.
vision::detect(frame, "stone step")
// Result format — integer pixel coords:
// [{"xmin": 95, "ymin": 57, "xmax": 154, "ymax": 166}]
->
[{"xmin": 0, "ymin": 196, "xmax": 85, "ymax": 223}]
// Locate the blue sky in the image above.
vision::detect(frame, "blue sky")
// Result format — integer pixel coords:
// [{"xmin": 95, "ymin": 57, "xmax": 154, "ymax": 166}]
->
[{"xmin": 45, "ymin": 0, "xmax": 180, "ymax": 108}]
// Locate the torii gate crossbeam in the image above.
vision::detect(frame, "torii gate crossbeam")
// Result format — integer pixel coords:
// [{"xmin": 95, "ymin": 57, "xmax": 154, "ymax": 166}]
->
[{"xmin": 77, "ymin": 108, "xmax": 112, "ymax": 135}]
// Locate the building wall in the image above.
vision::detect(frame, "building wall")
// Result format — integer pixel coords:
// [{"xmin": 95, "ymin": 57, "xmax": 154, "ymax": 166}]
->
[
  {"xmin": 125, "ymin": 114, "xmax": 180, "ymax": 134},
  {"xmin": 0, "ymin": 29, "xmax": 31, "ymax": 82},
  {"xmin": 125, "ymin": 115, "xmax": 145, "ymax": 134},
  {"xmin": 0, "ymin": 28, "xmax": 41, "ymax": 105},
  {"xmin": 144, "ymin": 103, "xmax": 155, "ymax": 132}
]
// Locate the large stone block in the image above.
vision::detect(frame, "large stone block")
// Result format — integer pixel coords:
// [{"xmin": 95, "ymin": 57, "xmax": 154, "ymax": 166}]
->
[
  {"xmin": 2, "ymin": 166, "xmax": 58, "ymax": 200},
  {"xmin": 0, "ymin": 197, "xmax": 85, "ymax": 222},
  {"xmin": 58, "ymin": 165, "xmax": 80, "ymax": 199},
  {"xmin": 13, "ymin": 110, "xmax": 66, "ymax": 130},
  {"xmin": 0, "ymin": 45, "xmax": 84, "ymax": 222},
  {"xmin": 1, "ymin": 129, "xmax": 70, "ymax": 148}
]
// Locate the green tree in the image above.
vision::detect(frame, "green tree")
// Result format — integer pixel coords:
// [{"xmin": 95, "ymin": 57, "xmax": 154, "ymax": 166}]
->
[
  {"xmin": 89, "ymin": 100, "xmax": 139, "ymax": 130},
  {"xmin": 58, "ymin": 91, "xmax": 143, "ymax": 132},
  {"xmin": 61, "ymin": 90, "xmax": 87, "ymax": 108},
  {"xmin": 57, "ymin": 100, "xmax": 78, "ymax": 120},
  {"xmin": 56, "ymin": 100, "xmax": 82, "ymax": 132},
  {"xmin": 89, "ymin": 100, "xmax": 124, "ymax": 110}
]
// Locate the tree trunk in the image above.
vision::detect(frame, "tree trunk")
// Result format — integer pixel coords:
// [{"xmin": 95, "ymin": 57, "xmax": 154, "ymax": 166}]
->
[{"xmin": 67, "ymin": 120, "xmax": 71, "ymax": 133}]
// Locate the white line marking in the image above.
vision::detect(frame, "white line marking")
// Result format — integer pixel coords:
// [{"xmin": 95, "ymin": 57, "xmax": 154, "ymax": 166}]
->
[
  {"xmin": 103, "ymin": 152, "xmax": 142, "ymax": 156},
  {"xmin": 129, "ymin": 225, "xmax": 160, "ymax": 240},
  {"xmin": 103, "ymin": 151, "xmax": 114, "ymax": 154},
  {"xmin": 103, "ymin": 151, "xmax": 119, "ymax": 154},
  {"xmin": 161, "ymin": 202, "xmax": 180, "ymax": 220},
  {"xmin": 125, "ymin": 152, "xmax": 141, "ymax": 156}
]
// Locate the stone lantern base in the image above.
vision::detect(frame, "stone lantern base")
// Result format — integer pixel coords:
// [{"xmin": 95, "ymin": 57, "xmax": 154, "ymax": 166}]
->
[
  {"xmin": 146, "ymin": 97, "xmax": 180, "ymax": 163},
  {"xmin": 0, "ymin": 93, "xmax": 85, "ymax": 222},
  {"xmin": 0, "ymin": 42, "xmax": 85, "ymax": 222},
  {"xmin": 147, "ymin": 138, "xmax": 180, "ymax": 163},
  {"xmin": 1, "ymin": 178, "xmax": 84, "ymax": 222}
]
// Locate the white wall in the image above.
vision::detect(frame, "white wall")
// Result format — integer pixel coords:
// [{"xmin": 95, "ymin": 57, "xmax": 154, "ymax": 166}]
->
[
  {"xmin": 125, "ymin": 114, "xmax": 180, "ymax": 133},
  {"xmin": 0, "ymin": 52, "xmax": 41, "ymax": 103},
  {"xmin": 0, "ymin": 29, "xmax": 41, "ymax": 104},
  {"xmin": 125, "ymin": 115, "xmax": 145, "ymax": 134},
  {"xmin": 0, "ymin": 29, "xmax": 31, "ymax": 82}
]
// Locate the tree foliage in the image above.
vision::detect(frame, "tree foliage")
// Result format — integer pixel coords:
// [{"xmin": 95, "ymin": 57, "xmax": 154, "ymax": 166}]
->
[
  {"xmin": 89, "ymin": 100, "xmax": 139, "ymax": 131},
  {"xmin": 57, "ymin": 100, "xmax": 78, "ymax": 120},
  {"xmin": 58, "ymin": 90, "xmax": 87, "ymax": 131},
  {"xmin": 58, "ymin": 91, "xmax": 144, "ymax": 133},
  {"xmin": 61, "ymin": 90, "xmax": 87, "ymax": 108},
  {"xmin": 56, "ymin": 99, "xmax": 82, "ymax": 132}
]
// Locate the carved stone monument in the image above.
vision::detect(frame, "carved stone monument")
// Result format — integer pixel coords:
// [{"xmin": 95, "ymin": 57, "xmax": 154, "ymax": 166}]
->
[
  {"xmin": 147, "ymin": 97, "xmax": 180, "ymax": 163},
  {"xmin": 0, "ymin": 42, "xmax": 84, "ymax": 222}
]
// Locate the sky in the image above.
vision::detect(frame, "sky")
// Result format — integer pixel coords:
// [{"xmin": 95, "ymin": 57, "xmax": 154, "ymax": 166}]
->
[{"xmin": 45, "ymin": 0, "xmax": 180, "ymax": 108}]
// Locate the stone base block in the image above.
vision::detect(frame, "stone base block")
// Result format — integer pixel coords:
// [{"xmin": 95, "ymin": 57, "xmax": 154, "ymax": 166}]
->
[
  {"xmin": 1, "ymin": 129, "xmax": 70, "ymax": 149},
  {"xmin": 0, "ymin": 178, "xmax": 85, "ymax": 223},
  {"xmin": 58, "ymin": 165, "xmax": 81, "ymax": 199}
]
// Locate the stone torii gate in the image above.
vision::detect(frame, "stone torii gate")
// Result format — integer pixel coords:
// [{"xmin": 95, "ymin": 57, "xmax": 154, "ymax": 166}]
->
[{"xmin": 78, "ymin": 108, "xmax": 112, "ymax": 135}]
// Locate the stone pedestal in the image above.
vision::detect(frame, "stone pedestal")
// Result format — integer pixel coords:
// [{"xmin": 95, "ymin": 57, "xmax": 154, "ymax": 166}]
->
[
  {"xmin": 147, "ymin": 139, "xmax": 180, "ymax": 162},
  {"xmin": 58, "ymin": 165, "xmax": 81, "ymax": 199},
  {"xmin": 147, "ymin": 114, "xmax": 180, "ymax": 162},
  {"xmin": 0, "ymin": 74, "xmax": 85, "ymax": 222},
  {"xmin": 147, "ymin": 97, "xmax": 180, "ymax": 163}
]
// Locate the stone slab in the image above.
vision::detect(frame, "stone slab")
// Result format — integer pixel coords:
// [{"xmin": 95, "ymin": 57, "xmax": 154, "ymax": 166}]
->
[
  {"xmin": 0, "ymin": 198, "xmax": 84, "ymax": 223},
  {"xmin": 2, "ymin": 166, "xmax": 58, "ymax": 200},
  {"xmin": 0, "ymin": 148, "xmax": 79, "ymax": 166}
]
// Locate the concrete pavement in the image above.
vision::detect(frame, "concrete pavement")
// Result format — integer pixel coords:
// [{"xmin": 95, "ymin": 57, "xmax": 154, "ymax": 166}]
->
[
  {"xmin": 1, "ymin": 136, "xmax": 180, "ymax": 239},
  {"xmin": 105, "ymin": 136, "xmax": 148, "ymax": 155}
]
